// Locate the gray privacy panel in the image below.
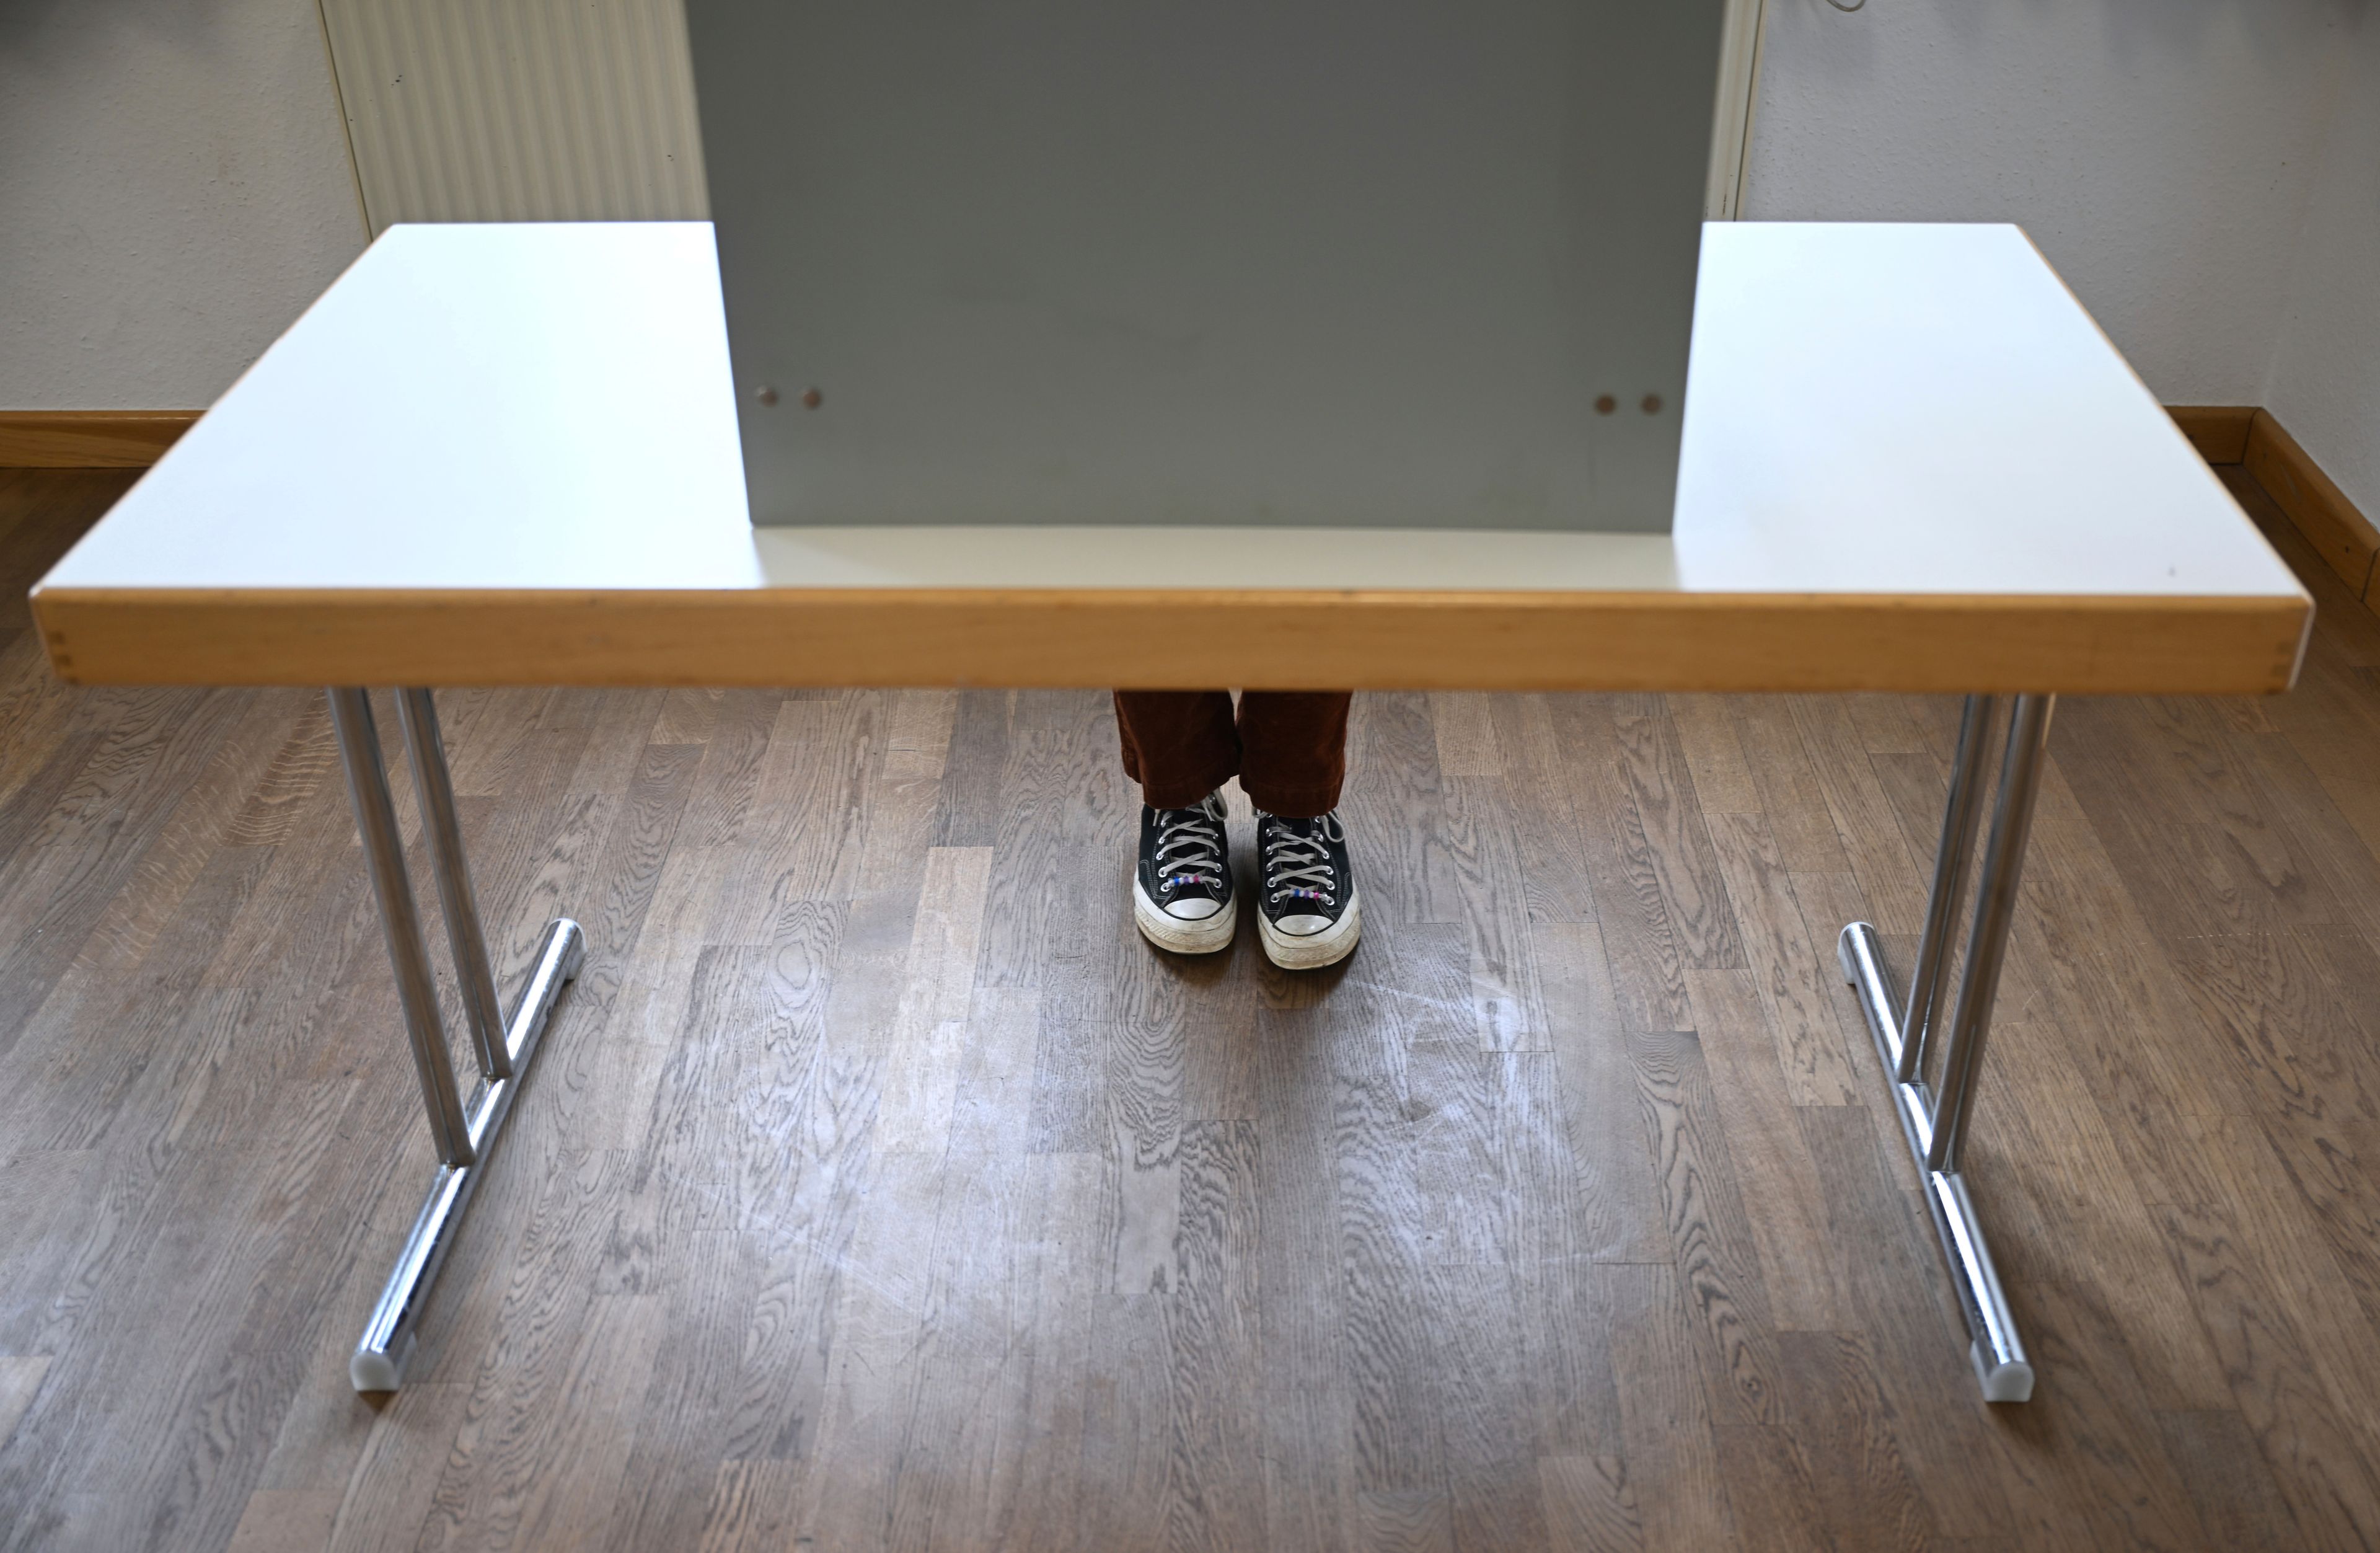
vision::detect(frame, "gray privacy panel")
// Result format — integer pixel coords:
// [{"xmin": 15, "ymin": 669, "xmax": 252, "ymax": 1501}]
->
[{"xmin": 687, "ymin": 0, "xmax": 1724, "ymax": 531}]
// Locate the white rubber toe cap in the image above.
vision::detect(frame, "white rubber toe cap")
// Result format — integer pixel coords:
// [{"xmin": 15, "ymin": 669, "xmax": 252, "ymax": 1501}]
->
[
  {"xmin": 1134, "ymin": 878, "xmax": 1236, "ymax": 954},
  {"xmin": 1259, "ymin": 889, "xmax": 1360, "ymax": 970}
]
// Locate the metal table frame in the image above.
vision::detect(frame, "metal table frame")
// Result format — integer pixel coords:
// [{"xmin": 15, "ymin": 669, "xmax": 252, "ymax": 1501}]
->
[
  {"xmin": 324, "ymin": 680, "xmax": 2058, "ymax": 1402},
  {"xmin": 1840, "ymin": 692, "xmax": 2055, "ymax": 1404},
  {"xmin": 327, "ymin": 686, "xmax": 582, "ymax": 1392}
]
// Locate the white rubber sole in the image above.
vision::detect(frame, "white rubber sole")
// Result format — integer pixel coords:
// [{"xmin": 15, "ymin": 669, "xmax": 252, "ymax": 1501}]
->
[
  {"xmin": 1258, "ymin": 888, "xmax": 1362, "ymax": 970},
  {"xmin": 1133, "ymin": 878, "xmax": 1238, "ymax": 955}
]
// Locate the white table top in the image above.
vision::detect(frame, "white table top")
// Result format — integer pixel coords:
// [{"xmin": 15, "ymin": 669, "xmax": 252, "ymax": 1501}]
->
[
  {"xmin": 44, "ymin": 220, "xmax": 2301, "ymax": 600},
  {"xmin": 32, "ymin": 221, "xmax": 2309, "ymax": 694}
]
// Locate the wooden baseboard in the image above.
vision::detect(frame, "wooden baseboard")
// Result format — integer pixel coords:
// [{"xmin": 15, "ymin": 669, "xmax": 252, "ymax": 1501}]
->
[
  {"xmin": 0, "ymin": 412, "xmax": 200, "ymax": 468},
  {"xmin": 2240, "ymin": 410, "xmax": 2380, "ymax": 605},
  {"xmin": 2166, "ymin": 405, "xmax": 2257, "ymax": 464}
]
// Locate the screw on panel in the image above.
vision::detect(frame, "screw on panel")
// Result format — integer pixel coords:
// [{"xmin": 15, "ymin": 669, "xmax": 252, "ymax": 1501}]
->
[{"xmin": 756, "ymin": 385, "xmax": 779, "ymax": 406}]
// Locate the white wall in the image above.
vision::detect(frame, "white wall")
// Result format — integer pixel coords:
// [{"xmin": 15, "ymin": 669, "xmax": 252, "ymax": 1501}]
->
[
  {"xmin": 1743, "ymin": 0, "xmax": 2363, "ymax": 407},
  {"xmin": 0, "ymin": 0, "xmax": 369, "ymax": 409},
  {"xmin": 2263, "ymin": 3, "xmax": 2380, "ymax": 519}
]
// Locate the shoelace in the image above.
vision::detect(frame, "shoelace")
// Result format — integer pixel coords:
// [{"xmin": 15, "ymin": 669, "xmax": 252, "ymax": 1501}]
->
[
  {"xmin": 1261, "ymin": 812, "xmax": 1344, "ymax": 906},
  {"xmin": 1153, "ymin": 798, "xmax": 1227, "ymax": 897}
]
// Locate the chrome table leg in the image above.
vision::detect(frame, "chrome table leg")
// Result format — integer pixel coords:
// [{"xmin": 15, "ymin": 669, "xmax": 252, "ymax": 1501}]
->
[
  {"xmin": 1893, "ymin": 695, "xmax": 1999, "ymax": 1084},
  {"xmin": 329, "ymin": 688, "xmax": 584, "ymax": 1392},
  {"xmin": 395, "ymin": 687, "xmax": 511, "ymax": 1079},
  {"xmin": 329, "ymin": 689, "xmax": 475, "ymax": 1169},
  {"xmin": 1839, "ymin": 693, "xmax": 2055, "ymax": 1403}
]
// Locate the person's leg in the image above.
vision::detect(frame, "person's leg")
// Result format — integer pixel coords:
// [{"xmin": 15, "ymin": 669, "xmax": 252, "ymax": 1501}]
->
[
  {"xmin": 1113, "ymin": 691, "xmax": 1242, "ymax": 809},
  {"xmin": 1113, "ymin": 691, "xmax": 1240, "ymax": 953},
  {"xmin": 1238, "ymin": 691, "xmax": 1362, "ymax": 970},
  {"xmin": 1233, "ymin": 691, "xmax": 1352, "ymax": 818}
]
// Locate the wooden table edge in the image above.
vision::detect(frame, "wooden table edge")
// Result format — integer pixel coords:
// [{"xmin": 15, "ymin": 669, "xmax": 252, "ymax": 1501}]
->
[{"xmin": 30, "ymin": 584, "xmax": 2312, "ymax": 695}]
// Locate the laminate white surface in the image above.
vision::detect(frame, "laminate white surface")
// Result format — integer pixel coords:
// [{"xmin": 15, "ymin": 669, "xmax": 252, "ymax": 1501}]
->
[{"xmin": 40, "ymin": 220, "xmax": 2304, "ymax": 604}]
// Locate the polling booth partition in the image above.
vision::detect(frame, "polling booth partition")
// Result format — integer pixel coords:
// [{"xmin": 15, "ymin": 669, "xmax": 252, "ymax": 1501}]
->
[
  {"xmin": 684, "ymin": 0, "xmax": 1727, "ymax": 534},
  {"xmin": 30, "ymin": 218, "xmax": 2310, "ymax": 1400}
]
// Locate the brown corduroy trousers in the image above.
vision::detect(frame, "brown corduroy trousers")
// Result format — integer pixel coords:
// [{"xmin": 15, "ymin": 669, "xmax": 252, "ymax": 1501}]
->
[{"xmin": 1112, "ymin": 691, "xmax": 1352, "ymax": 820}]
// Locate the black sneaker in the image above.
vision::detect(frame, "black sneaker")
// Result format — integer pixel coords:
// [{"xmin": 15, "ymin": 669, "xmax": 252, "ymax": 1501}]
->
[
  {"xmin": 1133, "ymin": 791, "xmax": 1236, "ymax": 954},
  {"xmin": 1254, "ymin": 810, "xmax": 1360, "ymax": 969}
]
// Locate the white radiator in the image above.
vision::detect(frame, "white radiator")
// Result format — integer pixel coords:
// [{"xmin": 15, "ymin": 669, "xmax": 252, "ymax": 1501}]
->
[{"xmin": 319, "ymin": 0, "xmax": 709, "ymax": 232}]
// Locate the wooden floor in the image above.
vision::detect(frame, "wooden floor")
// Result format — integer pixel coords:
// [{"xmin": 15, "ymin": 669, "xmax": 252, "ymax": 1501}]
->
[{"xmin": 3, "ymin": 466, "xmax": 2380, "ymax": 1552}]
